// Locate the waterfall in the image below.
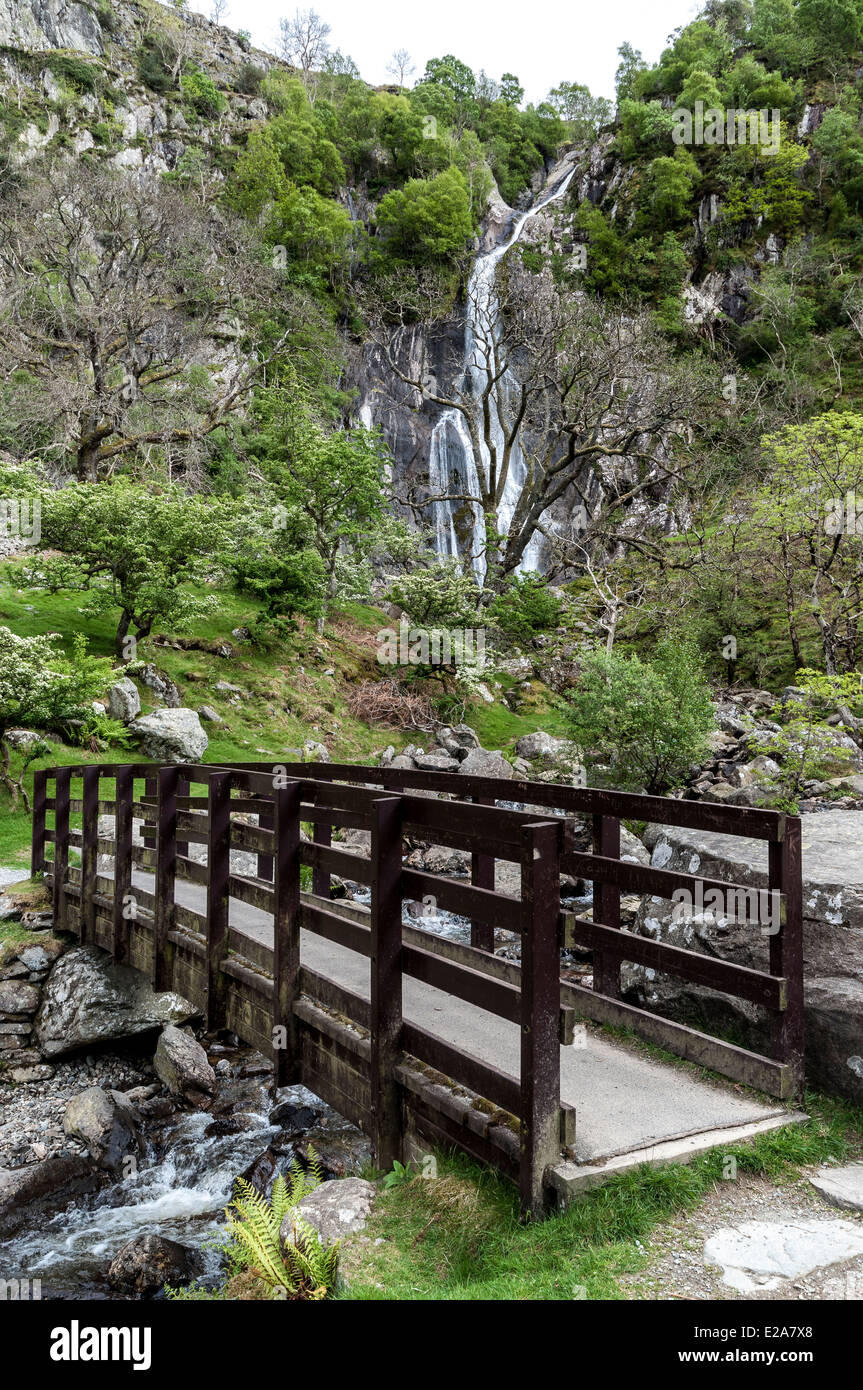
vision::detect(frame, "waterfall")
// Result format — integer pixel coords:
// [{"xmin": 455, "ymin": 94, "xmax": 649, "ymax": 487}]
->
[{"xmin": 428, "ymin": 166, "xmax": 577, "ymax": 583}]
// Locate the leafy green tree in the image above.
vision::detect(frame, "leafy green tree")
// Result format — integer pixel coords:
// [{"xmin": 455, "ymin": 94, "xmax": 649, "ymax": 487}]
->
[
  {"xmin": 487, "ymin": 574, "xmax": 562, "ymax": 644},
  {"xmin": 249, "ymin": 387, "xmax": 391, "ymax": 622},
  {"xmin": 375, "ymin": 167, "xmax": 473, "ymax": 263},
  {"xmin": 230, "ymin": 504, "xmax": 326, "ymax": 639},
  {"xmin": 34, "ymin": 481, "xmax": 235, "ymax": 660},
  {"xmin": 565, "ymin": 637, "xmax": 715, "ymax": 793},
  {"xmin": 641, "ymin": 154, "xmax": 699, "ymax": 230},
  {"xmin": 547, "ymin": 81, "xmax": 612, "ymax": 142}
]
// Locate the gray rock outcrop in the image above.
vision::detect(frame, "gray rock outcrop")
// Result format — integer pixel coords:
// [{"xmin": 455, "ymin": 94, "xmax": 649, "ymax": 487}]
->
[
  {"xmin": 36, "ymin": 947, "xmax": 197, "ymax": 1056},
  {"xmin": 63, "ymin": 1086, "xmax": 141, "ymax": 1172},
  {"xmin": 153, "ymin": 1025, "xmax": 215, "ymax": 1099}
]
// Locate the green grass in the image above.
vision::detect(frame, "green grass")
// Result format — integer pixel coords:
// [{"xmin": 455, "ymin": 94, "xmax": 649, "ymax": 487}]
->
[
  {"xmin": 0, "ymin": 569, "xmax": 571, "ymax": 867},
  {"xmin": 338, "ymin": 1096, "xmax": 862, "ymax": 1300}
]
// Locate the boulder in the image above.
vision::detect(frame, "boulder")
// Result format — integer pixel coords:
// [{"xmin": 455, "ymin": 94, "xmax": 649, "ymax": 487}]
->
[
  {"xmin": 107, "ymin": 1234, "xmax": 201, "ymax": 1296},
  {"xmin": 153, "ymin": 1025, "xmax": 216, "ymax": 1099},
  {"xmin": 107, "ymin": 677, "xmax": 140, "ymax": 723},
  {"xmin": 0, "ymin": 1156, "xmax": 98, "ymax": 1237},
  {"xmin": 280, "ymin": 1177, "xmax": 377, "ymax": 1254},
  {"xmin": 197, "ymin": 705, "xmax": 222, "ymax": 724},
  {"xmin": 36, "ymin": 947, "xmax": 197, "ymax": 1057},
  {"xmin": 131, "ymin": 708, "xmax": 208, "ymax": 763},
  {"xmin": 458, "ymin": 748, "xmax": 513, "ymax": 780},
  {"xmin": 63, "ymin": 1087, "xmax": 141, "ymax": 1172},
  {"xmin": 515, "ymin": 730, "xmax": 567, "ymax": 761},
  {"xmin": 303, "ymin": 740, "xmax": 330, "ymax": 763},
  {"xmin": 138, "ymin": 664, "xmax": 181, "ymax": 707},
  {"xmin": 630, "ymin": 811, "xmax": 863, "ymax": 1102}
]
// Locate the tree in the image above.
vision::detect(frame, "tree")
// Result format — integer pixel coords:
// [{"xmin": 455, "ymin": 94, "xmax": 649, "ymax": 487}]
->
[
  {"xmin": 499, "ymin": 73, "xmax": 524, "ymax": 107},
  {"xmin": 565, "ymin": 637, "xmax": 715, "ymax": 793},
  {"xmin": 387, "ymin": 49, "xmax": 415, "ymax": 87},
  {"xmin": 277, "ymin": 7, "xmax": 330, "ymax": 98},
  {"xmin": 0, "ymin": 629, "xmax": 107, "ymax": 807},
  {"xmin": 248, "ymin": 386, "xmax": 391, "ymax": 626},
  {"xmin": 33, "ymin": 480, "xmax": 236, "ymax": 660},
  {"xmin": 0, "ymin": 162, "xmax": 302, "ymax": 481},
  {"xmin": 547, "ymin": 82, "xmax": 612, "ymax": 142},
  {"xmin": 375, "ymin": 167, "xmax": 473, "ymax": 263},
  {"xmin": 369, "ymin": 257, "xmax": 715, "ymax": 593}
]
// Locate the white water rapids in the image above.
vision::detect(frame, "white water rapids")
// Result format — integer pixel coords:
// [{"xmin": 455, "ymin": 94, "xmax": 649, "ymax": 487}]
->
[{"xmin": 428, "ymin": 167, "xmax": 577, "ymax": 581}]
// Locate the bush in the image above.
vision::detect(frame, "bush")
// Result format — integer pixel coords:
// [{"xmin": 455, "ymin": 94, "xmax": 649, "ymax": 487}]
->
[
  {"xmin": 137, "ymin": 35, "xmax": 176, "ymax": 93},
  {"xmin": 488, "ymin": 575, "xmax": 562, "ymax": 644},
  {"xmin": 237, "ymin": 62, "xmax": 265, "ymax": 95},
  {"xmin": 565, "ymin": 636, "xmax": 715, "ymax": 793},
  {"xmin": 47, "ymin": 56, "xmax": 100, "ymax": 94},
  {"xmin": 181, "ymin": 67, "xmax": 227, "ymax": 119}
]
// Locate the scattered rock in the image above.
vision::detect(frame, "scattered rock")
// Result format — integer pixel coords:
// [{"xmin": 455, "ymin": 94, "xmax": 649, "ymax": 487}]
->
[
  {"xmin": 809, "ymin": 1163, "xmax": 863, "ymax": 1213},
  {"xmin": 130, "ymin": 708, "xmax": 208, "ymax": 763},
  {"xmin": 280, "ymin": 1177, "xmax": 377, "ymax": 1252},
  {"xmin": 107, "ymin": 677, "xmax": 141, "ymax": 723},
  {"xmin": 197, "ymin": 705, "xmax": 222, "ymax": 723},
  {"xmin": 153, "ymin": 1025, "xmax": 215, "ymax": 1099},
  {"xmin": 458, "ymin": 748, "xmax": 512, "ymax": 780},
  {"xmin": 107, "ymin": 1234, "xmax": 201, "ymax": 1296},
  {"xmin": 63, "ymin": 1087, "xmax": 141, "ymax": 1172}
]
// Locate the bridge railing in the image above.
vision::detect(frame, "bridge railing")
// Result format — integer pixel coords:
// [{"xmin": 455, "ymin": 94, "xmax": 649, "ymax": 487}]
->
[{"xmin": 30, "ymin": 758, "xmax": 803, "ymax": 1216}]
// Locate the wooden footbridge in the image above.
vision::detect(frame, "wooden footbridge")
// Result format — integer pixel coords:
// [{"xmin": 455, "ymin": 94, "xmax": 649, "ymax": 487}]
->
[{"xmin": 31, "ymin": 760, "xmax": 805, "ymax": 1217}]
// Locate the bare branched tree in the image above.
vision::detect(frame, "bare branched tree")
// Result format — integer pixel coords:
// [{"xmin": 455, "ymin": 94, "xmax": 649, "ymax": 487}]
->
[
  {"xmin": 277, "ymin": 7, "xmax": 330, "ymax": 98},
  {"xmin": 364, "ymin": 261, "xmax": 718, "ymax": 593},
  {"xmin": 386, "ymin": 49, "xmax": 415, "ymax": 87},
  {"xmin": 0, "ymin": 161, "xmax": 323, "ymax": 481}
]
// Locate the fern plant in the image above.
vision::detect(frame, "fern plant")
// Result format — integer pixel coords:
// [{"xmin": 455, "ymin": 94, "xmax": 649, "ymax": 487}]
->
[{"xmin": 222, "ymin": 1149, "xmax": 340, "ymax": 1300}]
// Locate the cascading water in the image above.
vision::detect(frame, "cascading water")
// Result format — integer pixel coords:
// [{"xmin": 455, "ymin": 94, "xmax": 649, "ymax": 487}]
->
[{"xmin": 428, "ymin": 167, "xmax": 577, "ymax": 582}]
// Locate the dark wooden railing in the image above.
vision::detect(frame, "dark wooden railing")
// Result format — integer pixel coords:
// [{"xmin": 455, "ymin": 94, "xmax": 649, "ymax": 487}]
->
[{"xmin": 31, "ymin": 760, "xmax": 804, "ymax": 1217}]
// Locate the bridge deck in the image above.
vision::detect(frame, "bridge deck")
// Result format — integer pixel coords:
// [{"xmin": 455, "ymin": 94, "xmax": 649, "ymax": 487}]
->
[{"xmin": 134, "ymin": 868, "xmax": 793, "ymax": 1172}]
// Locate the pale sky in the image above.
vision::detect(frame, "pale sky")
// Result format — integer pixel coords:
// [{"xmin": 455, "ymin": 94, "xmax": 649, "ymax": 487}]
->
[{"xmin": 188, "ymin": 0, "xmax": 703, "ymax": 104}]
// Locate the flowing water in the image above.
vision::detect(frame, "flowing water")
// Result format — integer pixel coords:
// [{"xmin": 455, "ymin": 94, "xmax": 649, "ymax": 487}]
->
[
  {"xmin": 2, "ymin": 1075, "xmax": 370, "ymax": 1299},
  {"xmin": 428, "ymin": 168, "xmax": 577, "ymax": 580}
]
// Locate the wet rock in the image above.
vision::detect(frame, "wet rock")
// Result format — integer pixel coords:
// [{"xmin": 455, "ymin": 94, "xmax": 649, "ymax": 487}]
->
[
  {"xmin": 107, "ymin": 1234, "xmax": 201, "ymax": 1296},
  {"xmin": 63, "ymin": 1087, "xmax": 141, "ymax": 1172},
  {"xmin": 130, "ymin": 708, "xmax": 208, "ymax": 763},
  {"xmin": 281, "ymin": 1177, "xmax": 377, "ymax": 1252},
  {"xmin": 268, "ymin": 1101, "xmax": 321, "ymax": 1135},
  {"xmin": 153, "ymin": 1025, "xmax": 216, "ymax": 1099},
  {"xmin": 36, "ymin": 947, "xmax": 197, "ymax": 1057},
  {"xmin": 239, "ymin": 1146, "xmax": 280, "ymax": 1194},
  {"xmin": 0, "ymin": 1156, "xmax": 99, "ymax": 1237}
]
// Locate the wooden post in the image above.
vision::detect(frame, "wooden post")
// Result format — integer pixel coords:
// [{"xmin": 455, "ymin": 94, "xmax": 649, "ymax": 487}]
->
[
  {"xmin": 370, "ymin": 796, "xmax": 404, "ymax": 1170},
  {"xmin": 112, "ymin": 766, "xmax": 134, "ymax": 965},
  {"xmin": 52, "ymin": 768, "xmax": 72, "ymax": 934},
  {"xmin": 312, "ymin": 817, "xmax": 332, "ymax": 899},
  {"xmin": 153, "ymin": 765, "xmax": 179, "ymax": 992},
  {"xmin": 80, "ymin": 767, "xmax": 99, "ymax": 949},
  {"xmin": 591, "ymin": 813, "xmax": 621, "ymax": 998},
  {"xmin": 520, "ymin": 820, "xmax": 562, "ymax": 1220},
  {"xmin": 30, "ymin": 768, "xmax": 47, "ymax": 877},
  {"xmin": 470, "ymin": 795, "xmax": 495, "ymax": 951},
  {"xmin": 769, "ymin": 817, "xmax": 805, "ymax": 1097},
  {"xmin": 204, "ymin": 770, "xmax": 232, "ymax": 1031},
  {"xmin": 273, "ymin": 780, "xmax": 302, "ymax": 1087}
]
